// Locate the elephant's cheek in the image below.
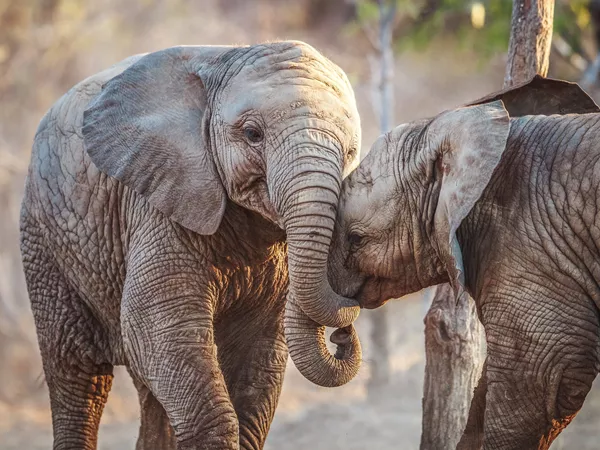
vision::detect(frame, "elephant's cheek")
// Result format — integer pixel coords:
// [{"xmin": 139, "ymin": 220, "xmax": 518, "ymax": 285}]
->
[
  {"xmin": 232, "ymin": 178, "xmax": 281, "ymax": 227},
  {"xmin": 356, "ymin": 278, "xmax": 394, "ymax": 309}
]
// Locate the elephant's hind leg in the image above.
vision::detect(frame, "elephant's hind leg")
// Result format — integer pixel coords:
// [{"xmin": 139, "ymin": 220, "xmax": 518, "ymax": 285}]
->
[
  {"xmin": 128, "ymin": 370, "xmax": 176, "ymax": 450},
  {"xmin": 479, "ymin": 287, "xmax": 599, "ymax": 450},
  {"xmin": 216, "ymin": 305, "xmax": 288, "ymax": 450},
  {"xmin": 23, "ymin": 250, "xmax": 113, "ymax": 450}
]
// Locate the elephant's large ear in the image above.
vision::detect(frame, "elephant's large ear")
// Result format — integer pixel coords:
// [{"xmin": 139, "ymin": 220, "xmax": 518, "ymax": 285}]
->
[
  {"xmin": 82, "ymin": 46, "xmax": 231, "ymax": 235},
  {"xmin": 464, "ymin": 75, "xmax": 600, "ymax": 116},
  {"xmin": 427, "ymin": 101, "xmax": 510, "ymax": 299}
]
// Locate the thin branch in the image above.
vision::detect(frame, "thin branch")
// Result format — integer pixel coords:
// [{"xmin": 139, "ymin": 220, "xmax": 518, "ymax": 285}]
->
[
  {"xmin": 552, "ymin": 34, "xmax": 588, "ymax": 73},
  {"xmin": 580, "ymin": 53, "xmax": 600, "ymax": 89},
  {"xmin": 379, "ymin": 0, "xmax": 397, "ymax": 26},
  {"xmin": 361, "ymin": 22, "xmax": 382, "ymax": 53},
  {"xmin": 367, "ymin": 53, "xmax": 382, "ymax": 121}
]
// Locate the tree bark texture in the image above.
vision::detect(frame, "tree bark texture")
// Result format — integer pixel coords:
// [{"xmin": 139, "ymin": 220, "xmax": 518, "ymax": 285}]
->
[
  {"xmin": 420, "ymin": 285, "xmax": 484, "ymax": 450},
  {"xmin": 504, "ymin": 0, "xmax": 554, "ymax": 88},
  {"xmin": 377, "ymin": 0, "xmax": 395, "ymax": 133}
]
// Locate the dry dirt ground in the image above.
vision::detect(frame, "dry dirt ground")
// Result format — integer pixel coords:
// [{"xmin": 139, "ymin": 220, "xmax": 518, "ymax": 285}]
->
[{"xmin": 2, "ymin": 296, "xmax": 600, "ymax": 450}]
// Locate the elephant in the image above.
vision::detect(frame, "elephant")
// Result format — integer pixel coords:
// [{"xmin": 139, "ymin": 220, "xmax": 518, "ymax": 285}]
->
[
  {"xmin": 327, "ymin": 76, "xmax": 600, "ymax": 449},
  {"xmin": 19, "ymin": 41, "xmax": 363, "ymax": 450}
]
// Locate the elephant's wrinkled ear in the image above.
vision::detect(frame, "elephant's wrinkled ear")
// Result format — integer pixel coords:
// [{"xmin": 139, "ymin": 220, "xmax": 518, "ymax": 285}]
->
[
  {"xmin": 464, "ymin": 75, "xmax": 600, "ymax": 116},
  {"xmin": 427, "ymin": 101, "xmax": 510, "ymax": 300},
  {"xmin": 82, "ymin": 47, "xmax": 230, "ymax": 235}
]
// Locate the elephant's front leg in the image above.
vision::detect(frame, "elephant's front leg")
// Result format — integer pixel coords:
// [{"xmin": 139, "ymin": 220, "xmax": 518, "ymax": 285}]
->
[
  {"xmin": 122, "ymin": 270, "xmax": 239, "ymax": 450},
  {"xmin": 216, "ymin": 305, "xmax": 288, "ymax": 450}
]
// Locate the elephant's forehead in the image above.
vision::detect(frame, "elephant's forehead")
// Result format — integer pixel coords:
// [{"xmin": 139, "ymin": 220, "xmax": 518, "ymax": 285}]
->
[
  {"xmin": 225, "ymin": 74, "xmax": 353, "ymax": 109},
  {"xmin": 341, "ymin": 131, "xmax": 398, "ymax": 222},
  {"xmin": 223, "ymin": 46, "xmax": 355, "ymax": 111},
  {"xmin": 220, "ymin": 81, "xmax": 358, "ymax": 137},
  {"xmin": 243, "ymin": 42, "xmax": 351, "ymax": 93},
  {"xmin": 342, "ymin": 186, "xmax": 395, "ymax": 233},
  {"xmin": 343, "ymin": 168, "xmax": 394, "ymax": 220},
  {"xmin": 355, "ymin": 132, "xmax": 397, "ymax": 182}
]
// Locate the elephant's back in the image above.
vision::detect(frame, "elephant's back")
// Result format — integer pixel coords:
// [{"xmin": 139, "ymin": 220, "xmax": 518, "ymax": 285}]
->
[
  {"xmin": 506, "ymin": 113, "xmax": 600, "ymax": 196},
  {"xmin": 503, "ymin": 113, "xmax": 600, "ymax": 296},
  {"xmin": 25, "ymin": 53, "xmax": 146, "ymax": 222},
  {"xmin": 508, "ymin": 113, "xmax": 600, "ymax": 148}
]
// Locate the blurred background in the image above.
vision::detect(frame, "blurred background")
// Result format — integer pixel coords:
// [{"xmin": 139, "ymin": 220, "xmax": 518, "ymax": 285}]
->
[{"xmin": 1, "ymin": 1, "xmax": 600, "ymax": 448}]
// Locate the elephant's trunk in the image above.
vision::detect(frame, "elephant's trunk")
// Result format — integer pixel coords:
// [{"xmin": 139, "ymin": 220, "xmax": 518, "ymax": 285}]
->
[
  {"xmin": 282, "ymin": 181, "xmax": 360, "ymax": 329},
  {"xmin": 276, "ymin": 149, "xmax": 362, "ymax": 386},
  {"xmin": 285, "ymin": 296, "xmax": 361, "ymax": 387}
]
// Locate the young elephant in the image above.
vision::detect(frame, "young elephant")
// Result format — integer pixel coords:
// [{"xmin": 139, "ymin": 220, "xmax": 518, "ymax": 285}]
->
[
  {"xmin": 20, "ymin": 42, "xmax": 362, "ymax": 450},
  {"xmin": 329, "ymin": 77, "xmax": 600, "ymax": 449}
]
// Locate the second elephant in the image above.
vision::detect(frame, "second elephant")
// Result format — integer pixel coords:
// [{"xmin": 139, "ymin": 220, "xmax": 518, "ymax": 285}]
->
[{"xmin": 328, "ymin": 77, "xmax": 600, "ymax": 449}]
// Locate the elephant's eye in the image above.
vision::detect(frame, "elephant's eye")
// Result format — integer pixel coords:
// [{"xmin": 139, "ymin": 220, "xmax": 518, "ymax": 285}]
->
[
  {"xmin": 348, "ymin": 232, "xmax": 364, "ymax": 247},
  {"xmin": 243, "ymin": 125, "xmax": 264, "ymax": 144}
]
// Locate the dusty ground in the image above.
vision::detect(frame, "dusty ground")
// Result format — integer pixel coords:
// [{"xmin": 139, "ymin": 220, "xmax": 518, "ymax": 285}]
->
[{"xmin": 2, "ymin": 296, "xmax": 600, "ymax": 449}]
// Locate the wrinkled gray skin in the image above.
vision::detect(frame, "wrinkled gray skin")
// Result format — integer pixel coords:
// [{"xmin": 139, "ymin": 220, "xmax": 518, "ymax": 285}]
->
[
  {"xmin": 329, "ymin": 80, "xmax": 600, "ymax": 449},
  {"xmin": 20, "ymin": 42, "xmax": 363, "ymax": 450}
]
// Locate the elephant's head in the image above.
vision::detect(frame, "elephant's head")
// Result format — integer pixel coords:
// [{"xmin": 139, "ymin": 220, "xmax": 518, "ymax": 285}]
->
[
  {"xmin": 328, "ymin": 76, "xmax": 599, "ymax": 308},
  {"xmin": 329, "ymin": 101, "xmax": 510, "ymax": 308},
  {"xmin": 81, "ymin": 42, "xmax": 362, "ymax": 387}
]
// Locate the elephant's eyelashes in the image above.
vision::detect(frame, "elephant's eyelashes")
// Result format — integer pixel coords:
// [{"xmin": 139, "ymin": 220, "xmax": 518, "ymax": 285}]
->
[
  {"xmin": 347, "ymin": 232, "xmax": 364, "ymax": 246},
  {"xmin": 243, "ymin": 125, "xmax": 264, "ymax": 144}
]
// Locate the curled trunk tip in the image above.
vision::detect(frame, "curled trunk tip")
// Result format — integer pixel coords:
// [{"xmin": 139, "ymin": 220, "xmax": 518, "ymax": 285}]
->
[{"xmin": 285, "ymin": 295, "xmax": 362, "ymax": 388}]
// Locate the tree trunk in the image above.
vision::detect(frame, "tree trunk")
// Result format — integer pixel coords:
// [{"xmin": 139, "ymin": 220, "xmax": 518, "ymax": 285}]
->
[
  {"xmin": 503, "ymin": 0, "xmax": 554, "ymax": 87},
  {"xmin": 420, "ymin": 2, "xmax": 555, "ymax": 449},
  {"xmin": 420, "ymin": 285, "xmax": 484, "ymax": 450},
  {"xmin": 367, "ymin": 307, "xmax": 391, "ymax": 392},
  {"xmin": 366, "ymin": 0, "xmax": 396, "ymax": 396}
]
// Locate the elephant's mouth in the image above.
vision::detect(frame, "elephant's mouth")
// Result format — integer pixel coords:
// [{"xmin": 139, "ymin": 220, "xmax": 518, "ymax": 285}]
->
[{"xmin": 355, "ymin": 276, "xmax": 396, "ymax": 309}]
